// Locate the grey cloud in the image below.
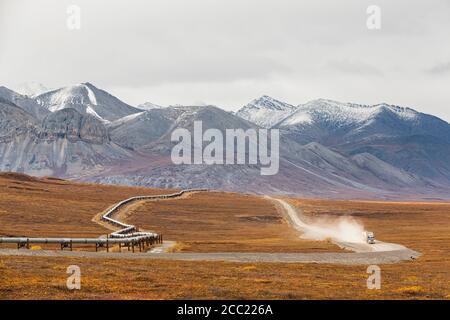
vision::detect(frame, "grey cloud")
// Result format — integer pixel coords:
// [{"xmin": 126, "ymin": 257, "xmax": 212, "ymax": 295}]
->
[
  {"xmin": 427, "ymin": 62, "xmax": 450, "ymax": 75},
  {"xmin": 327, "ymin": 60, "xmax": 383, "ymax": 76}
]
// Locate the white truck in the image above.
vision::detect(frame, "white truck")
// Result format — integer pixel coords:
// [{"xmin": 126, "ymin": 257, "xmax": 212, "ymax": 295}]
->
[{"xmin": 363, "ymin": 231, "xmax": 375, "ymax": 244}]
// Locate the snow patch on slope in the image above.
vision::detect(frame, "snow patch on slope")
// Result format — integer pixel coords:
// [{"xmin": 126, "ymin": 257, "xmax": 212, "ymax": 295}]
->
[
  {"xmin": 281, "ymin": 112, "xmax": 313, "ymax": 125},
  {"xmin": 85, "ymin": 85, "xmax": 98, "ymax": 105},
  {"xmin": 110, "ymin": 111, "xmax": 146, "ymax": 127}
]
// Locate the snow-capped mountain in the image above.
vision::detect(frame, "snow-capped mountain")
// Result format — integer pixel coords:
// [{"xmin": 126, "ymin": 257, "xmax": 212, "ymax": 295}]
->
[
  {"xmin": 276, "ymin": 99, "xmax": 438, "ymax": 137},
  {"xmin": 280, "ymin": 99, "xmax": 377, "ymax": 127},
  {"xmin": 137, "ymin": 102, "xmax": 164, "ymax": 110},
  {"xmin": 236, "ymin": 95, "xmax": 297, "ymax": 128},
  {"xmin": 272, "ymin": 98, "xmax": 450, "ymax": 184},
  {"xmin": 13, "ymin": 82, "xmax": 51, "ymax": 97},
  {"xmin": 274, "ymin": 99, "xmax": 417, "ymax": 143},
  {"xmin": 34, "ymin": 83, "xmax": 141, "ymax": 122}
]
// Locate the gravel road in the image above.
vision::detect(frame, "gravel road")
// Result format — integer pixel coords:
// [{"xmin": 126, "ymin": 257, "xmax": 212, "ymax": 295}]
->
[{"xmin": 0, "ymin": 248, "xmax": 419, "ymax": 264}]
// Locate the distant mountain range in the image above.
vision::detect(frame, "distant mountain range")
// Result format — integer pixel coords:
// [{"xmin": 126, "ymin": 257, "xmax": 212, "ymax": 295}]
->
[{"xmin": 1, "ymin": 82, "xmax": 449, "ymax": 200}]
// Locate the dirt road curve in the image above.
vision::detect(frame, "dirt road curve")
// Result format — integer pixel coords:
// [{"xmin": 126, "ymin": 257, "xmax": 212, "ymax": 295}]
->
[
  {"xmin": 0, "ymin": 194, "xmax": 420, "ymax": 264},
  {"xmin": 268, "ymin": 197, "xmax": 412, "ymax": 253}
]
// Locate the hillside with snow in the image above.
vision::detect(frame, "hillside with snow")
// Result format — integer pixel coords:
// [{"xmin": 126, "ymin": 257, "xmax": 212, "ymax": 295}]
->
[
  {"xmin": 236, "ymin": 95, "xmax": 297, "ymax": 128},
  {"xmin": 34, "ymin": 83, "xmax": 141, "ymax": 122}
]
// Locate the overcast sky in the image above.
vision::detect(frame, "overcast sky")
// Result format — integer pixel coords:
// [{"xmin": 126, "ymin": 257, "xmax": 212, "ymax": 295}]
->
[{"xmin": 1, "ymin": 0, "xmax": 449, "ymax": 121}]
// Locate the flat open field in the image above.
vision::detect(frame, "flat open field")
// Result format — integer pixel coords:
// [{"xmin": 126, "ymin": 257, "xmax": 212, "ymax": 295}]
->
[{"xmin": 0, "ymin": 173, "xmax": 449, "ymax": 299}]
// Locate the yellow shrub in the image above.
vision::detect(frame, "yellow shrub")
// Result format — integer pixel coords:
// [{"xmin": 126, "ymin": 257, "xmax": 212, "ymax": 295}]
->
[
  {"xmin": 396, "ymin": 286, "xmax": 423, "ymax": 294},
  {"xmin": 239, "ymin": 265, "xmax": 257, "ymax": 271}
]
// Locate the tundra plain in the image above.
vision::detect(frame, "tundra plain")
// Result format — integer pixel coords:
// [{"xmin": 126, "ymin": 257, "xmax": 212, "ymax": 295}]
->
[{"xmin": 0, "ymin": 173, "xmax": 448, "ymax": 299}]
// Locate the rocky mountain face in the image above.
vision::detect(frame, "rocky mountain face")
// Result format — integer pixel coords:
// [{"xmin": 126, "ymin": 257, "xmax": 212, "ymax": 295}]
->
[
  {"xmin": 0, "ymin": 86, "xmax": 50, "ymax": 120},
  {"xmin": 41, "ymin": 108, "xmax": 110, "ymax": 144},
  {"xmin": 0, "ymin": 97, "xmax": 39, "ymax": 140},
  {"xmin": 1, "ymin": 84, "xmax": 449, "ymax": 200},
  {"xmin": 0, "ymin": 96, "xmax": 131, "ymax": 177}
]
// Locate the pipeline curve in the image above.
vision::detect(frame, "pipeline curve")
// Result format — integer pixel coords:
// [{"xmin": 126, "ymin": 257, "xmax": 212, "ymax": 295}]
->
[{"xmin": 0, "ymin": 189, "xmax": 208, "ymax": 250}]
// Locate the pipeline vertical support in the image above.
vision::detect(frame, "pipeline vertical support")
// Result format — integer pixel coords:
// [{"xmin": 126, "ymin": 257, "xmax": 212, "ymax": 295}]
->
[{"xmin": 106, "ymin": 235, "xmax": 109, "ymax": 253}]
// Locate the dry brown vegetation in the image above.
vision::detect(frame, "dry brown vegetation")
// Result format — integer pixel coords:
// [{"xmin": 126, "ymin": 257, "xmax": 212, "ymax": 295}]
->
[{"xmin": 0, "ymin": 173, "xmax": 449, "ymax": 299}]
